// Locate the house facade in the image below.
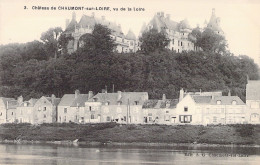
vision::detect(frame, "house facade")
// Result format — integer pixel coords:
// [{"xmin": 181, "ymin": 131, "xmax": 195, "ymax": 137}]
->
[
  {"xmin": 57, "ymin": 90, "xmax": 93, "ymax": 123},
  {"xmin": 142, "ymin": 94, "xmax": 178, "ymax": 125},
  {"xmin": 175, "ymin": 90, "xmax": 247, "ymax": 125},
  {"xmin": 16, "ymin": 97, "xmax": 38, "ymax": 124},
  {"xmin": 0, "ymin": 97, "xmax": 18, "ymax": 124},
  {"xmin": 34, "ymin": 95, "xmax": 61, "ymax": 124},
  {"xmin": 246, "ymin": 80, "xmax": 260, "ymax": 124},
  {"xmin": 84, "ymin": 91, "xmax": 149, "ymax": 124}
]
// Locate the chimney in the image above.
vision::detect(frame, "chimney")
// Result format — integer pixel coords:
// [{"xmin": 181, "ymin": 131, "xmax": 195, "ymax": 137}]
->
[
  {"xmin": 65, "ymin": 19, "xmax": 70, "ymax": 29},
  {"xmin": 228, "ymin": 90, "xmax": 231, "ymax": 96},
  {"xmin": 6, "ymin": 101, "xmax": 9, "ymax": 109},
  {"xmin": 162, "ymin": 94, "xmax": 166, "ymax": 101},
  {"xmin": 51, "ymin": 94, "xmax": 56, "ymax": 104},
  {"xmin": 179, "ymin": 88, "xmax": 184, "ymax": 102},
  {"xmin": 91, "ymin": 12, "xmax": 95, "ymax": 17},
  {"xmin": 75, "ymin": 89, "xmax": 80, "ymax": 98},
  {"xmin": 72, "ymin": 11, "xmax": 76, "ymax": 20},
  {"xmin": 17, "ymin": 96, "xmax": 23, "ymax": 105},
  {"xmin": 101, "ymin": 16, "xmax": 105, "ymax": 20},
  {"xmin": 88, "ymin": 91, "xmax": 93, "ymax": 99},
  {"xmin": 166, "ymin": 14, "xmax": 170, "ymax": 20},
  {"xmin": 117, "ymin": 91, "xmax": 122, "ymax": 101}
]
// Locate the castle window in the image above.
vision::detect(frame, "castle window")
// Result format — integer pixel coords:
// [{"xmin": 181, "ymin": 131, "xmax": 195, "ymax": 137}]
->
[
  {"xmin": 11, "ymin": 112, "xmax": 14, "ymax": 115},
  {"xmin": 64, "ymin": 108, "xmax": 67, "ymax": 113},
  {"xmin": 181, "ymin": 42, "xmax": 183, "ymax": 46},
  {"xmin": 130, "ymin": 41, "xmax": 133, "ymax": 46},
  {"xmin": 0, "ymin": 112, "xmax": 2, "ymax": 116},
  {"xmin": 43, "ymin": 107, "xmax": 46, "ymax": 111},
  {"xmin": 178, "ymin": 49, "xmax": 179, "ymax": 53},
  {"xmin": 89, "ymin": 106, "xmax": 92, "ymax": 111},
  {"xmin": 172, "ymin": 39, "xmax": 174, "ymax": 45},
  {"xmin": 184, "ymin": 107, "xmax": 188, "ymax": 112},
  {"xmin": 43, "ymin": 114, "xmax": 46, "ymax": 118},
  {"xmin": 91, "ymin": 114, "xmax": 95, "ymax": 119},
  {"xmin": 178, "ymin": 40, "xmax": 180, "ymax": 46}
]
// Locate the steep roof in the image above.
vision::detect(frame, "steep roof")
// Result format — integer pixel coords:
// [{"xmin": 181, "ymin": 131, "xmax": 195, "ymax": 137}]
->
[
  {"xmin": 246, "ymin": 80, "xmax": 260, "ymax": 100},
  {"xmin": 45, "ymin": 97, "xmax": 61, "ymax": 106},
  {"xmin": 59, "ymin": 94, "xmax": 90, "ymax": 107},
  {"xmin": 207, "ymin": 9, "xmax": 223, "ymax": 33},
  {"xmin": 64, "ymin": 19, "xmax": 77, "ymax": 33},
  {"xmin": 0, "ymin": 97, "xmax": 17, "ymax": 109},
  {"xmin": 125, "ymin": 30, "xmax": 136, "ymax": 40},
  {"xmin": 90, "ymin": 92, "xmax": 148, "ymax": 105},
  {"xmin": 210, "ymin": 96, "xmax": 245, "ymax": 105}
]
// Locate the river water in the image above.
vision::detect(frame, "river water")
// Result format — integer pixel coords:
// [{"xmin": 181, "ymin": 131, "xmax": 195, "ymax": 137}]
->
[{"xmin": 0, "ymin": 143, "xmax": 259, "ymax": 165}]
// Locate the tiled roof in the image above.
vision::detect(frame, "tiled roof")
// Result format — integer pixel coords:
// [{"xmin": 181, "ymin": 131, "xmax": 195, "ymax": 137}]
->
[
  {"xmin": 192, "ymin": 96, "xmax": 212, "ymax": 104},
  {"xmin": 76, "ymin": 14, "xmax": 125, "ymax": 37},
  {"xmin": 59, "ymin": 94, "xmax": 90, "ymax": 107},
  {"xmin": 90, "ymin": 92, "xmax": 148, "ymax": 105},
  {"xmin": 0, "ymin": 97, "xmax": 17, "ymax": 109},
  {"xmin": 45, "ymin": 97, "xmax": 61, "ymax": 106},
  {"xmin": 143, "ymin": 99, "xmax": 179, "ymax": 109},
  {"xmin": 142, "ymin": 100, "xmax": 158, "ymax": 108},
  {"xmin": 210, "ymin": 96, "xmax": 245, "ymax": 105},
  {"xmin": 246, "ymin": 80, "xmax": 260, "ymax": 100},
  {"xmin": 18, "ymin": 98, "xmax": 38, "ymax": 107}
]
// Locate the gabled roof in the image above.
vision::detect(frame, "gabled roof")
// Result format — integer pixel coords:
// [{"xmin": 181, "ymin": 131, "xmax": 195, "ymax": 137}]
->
[
  {"xmin": 210, "ymin": 96, "xmax": 245, "ymax": 105},
  {"xmin": 59, "ymin": 94, "xmax": 90, "ymax": 107},
  {"xmin": 0, "ymin": 97, "xmax": 17, "ymax": 109},
  {"xmin": 246, "ymin": 80, "xmax": 260, "ymax": 100},
  {"xmin": 18, "ymin": 98, "xmax": 38, "ymax": 107},
  {"xmin": 89, "ymin": 92, "xmax": 148, "ymax": 105},
  {"xmin": 45, "ymin": 97, "xmax": 61, "ymax": 106}
]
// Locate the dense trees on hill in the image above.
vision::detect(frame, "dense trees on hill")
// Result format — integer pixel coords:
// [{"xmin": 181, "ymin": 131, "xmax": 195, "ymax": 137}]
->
[{"xmin": 0, "ymin": 25, "xmax": 259, "ymax": 101}]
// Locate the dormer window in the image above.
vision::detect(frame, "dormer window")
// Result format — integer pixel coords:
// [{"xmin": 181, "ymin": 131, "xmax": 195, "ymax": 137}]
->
[
  {"xmin": 232, "ymin": 100, "xmax": 237, "ymax": 105},
  {"xmin": 117, "ymin": 101, "xmax": 122, "ymax": 105},
  {"xmin": 217, "ymin": 100, "xmax": 221, "ymax": 105},
  {"xmin": 93, "ymin": 98, "xmax": 98, "ymax": 102},
  {"xmin": 105, "ymin": 101, "xmax": 110, "ymax": 105},
  {"xmin": 134, "ymin": 101, "xmax": 139, "ymax": 105},
  {"xmin": 24, "ymin": 102, "xmax": 28, "ymax": 107}
]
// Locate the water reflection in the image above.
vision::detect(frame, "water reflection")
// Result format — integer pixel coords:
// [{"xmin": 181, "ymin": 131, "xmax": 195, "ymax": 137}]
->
[{"xmin": 0, "ymin": 144, "xmax": 259, "ymax": 165}]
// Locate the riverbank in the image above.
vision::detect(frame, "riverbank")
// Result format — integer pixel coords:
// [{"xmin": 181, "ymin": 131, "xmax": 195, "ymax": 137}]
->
[{"xmin": 0, "ymin": 123, "xmax": 259, "ymax": 146}]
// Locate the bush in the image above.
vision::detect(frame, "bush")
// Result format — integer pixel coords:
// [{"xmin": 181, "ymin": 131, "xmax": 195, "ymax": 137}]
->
[{"xmin": 235, "ymin": 124, "xmax": 254, "ymax": 137}]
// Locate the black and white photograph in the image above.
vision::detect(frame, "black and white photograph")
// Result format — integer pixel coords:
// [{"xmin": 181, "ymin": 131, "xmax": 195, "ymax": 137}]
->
[{"xmin": 0, "ymin": 0, "xmax": 260, "ymax": 164}]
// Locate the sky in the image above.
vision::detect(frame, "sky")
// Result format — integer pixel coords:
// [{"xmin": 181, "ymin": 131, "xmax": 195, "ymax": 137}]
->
[{"xmin": 0, "ymin": 0, "xmax": 260, "ymax": 65}]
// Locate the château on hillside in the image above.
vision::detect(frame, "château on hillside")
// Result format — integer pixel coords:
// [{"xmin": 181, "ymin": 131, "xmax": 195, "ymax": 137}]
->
[{"xmin": 63, "ymin": 8, "xmax": 223, "ymax": 54}]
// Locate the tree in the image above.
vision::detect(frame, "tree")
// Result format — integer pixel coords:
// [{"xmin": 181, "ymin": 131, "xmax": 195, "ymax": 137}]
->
[
  {"xmin": 78, "ymin": 24, "xmax": 117, "ymax": 57},
  {"xmin": 196, "ymin": 28, "xmax": 227, "ymax": 54},
  {"xmin": 40, "ymin": 27, "xmax": 63, "ymax": 59},
  {"xmin": 139, "ymin": 29, "xmax": 170, "ymax": 54}
]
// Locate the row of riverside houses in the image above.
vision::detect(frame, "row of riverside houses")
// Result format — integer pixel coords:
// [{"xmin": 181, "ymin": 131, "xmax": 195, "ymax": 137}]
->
[{"xmin": 0, "ymin": 80, "xmax": 259, "ymax": 125}]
